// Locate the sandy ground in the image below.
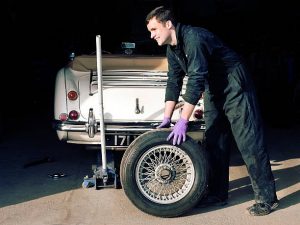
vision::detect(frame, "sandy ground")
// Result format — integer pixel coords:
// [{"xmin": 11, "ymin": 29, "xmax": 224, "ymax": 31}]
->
[{"xmin": 0, "ymin": 120, "xmax": 299, "ymax": 225}]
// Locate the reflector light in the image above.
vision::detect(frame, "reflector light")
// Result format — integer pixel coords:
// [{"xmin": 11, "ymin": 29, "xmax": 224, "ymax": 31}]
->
[
  {"xmin": 59, "ymin": 113, "xmax": 68, "ymax": 121},
  {"xmin": 67, "ymin": 90, "xmax": 78, "ymax": 100},
  {"xmin": 69, "ymin": 110, "xmax": 79, "ymax": 120},
  {"xmin": 193, "ymin": 109, "xmax": 203, "ymax": 120}
]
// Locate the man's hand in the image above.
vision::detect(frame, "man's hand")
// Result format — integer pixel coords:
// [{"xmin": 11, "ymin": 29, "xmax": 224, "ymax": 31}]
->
[
  {"xmin": 167, "ymin": 118, "xmax": 188, "ymax": 145},
  {"xmin": 156, "ymin": 117, "xmax": 171, "ymax": 128}
]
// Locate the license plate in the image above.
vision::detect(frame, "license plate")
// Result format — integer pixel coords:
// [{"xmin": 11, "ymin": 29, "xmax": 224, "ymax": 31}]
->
[{"xmin": 105, "ymin": 134, "xmax": 138, "ymax": 147}]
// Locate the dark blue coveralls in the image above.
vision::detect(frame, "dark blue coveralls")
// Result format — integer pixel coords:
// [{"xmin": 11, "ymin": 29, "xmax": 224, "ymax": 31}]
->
[{"xmin": 165, "ymin": 23, "xmax": 278, "ymax": 203}]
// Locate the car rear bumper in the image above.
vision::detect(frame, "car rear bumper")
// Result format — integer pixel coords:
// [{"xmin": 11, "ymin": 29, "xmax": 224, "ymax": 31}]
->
[
  {"xmin": 53, "ymin": 120, "xmax": 159, "ymax": 132},
  {"xmin": 52, "ymin": 120, "xmax": 205, "ymax": 149}
]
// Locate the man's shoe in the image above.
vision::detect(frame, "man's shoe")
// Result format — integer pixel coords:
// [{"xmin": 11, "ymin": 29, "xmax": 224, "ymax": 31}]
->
[
  {"xmin": 197, "ymin": 195, "xmax": 228, "ymax": 208},
  {"xmin": 247, "ymin": 200, "xmax": 279, "ymax": 216}
]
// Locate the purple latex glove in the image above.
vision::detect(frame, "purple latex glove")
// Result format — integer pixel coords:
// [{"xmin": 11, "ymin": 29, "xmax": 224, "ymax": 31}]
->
[
  {"xmin": 157, "ymin": 117, "xmax": 171, "ymax": 128},
  {"xmin": 167, "ymin": 118, "xmax": 188, "ymax": 145}
]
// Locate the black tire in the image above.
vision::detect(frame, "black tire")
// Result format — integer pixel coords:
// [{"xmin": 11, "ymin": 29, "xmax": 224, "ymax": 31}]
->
[{"xmin": 120, "ymin": 129, "xmax": 208, "ymax": 218}]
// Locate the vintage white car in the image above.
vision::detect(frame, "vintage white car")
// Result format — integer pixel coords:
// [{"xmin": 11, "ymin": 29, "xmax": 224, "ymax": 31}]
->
[
  {"xmin": 53, "ymin": 43, "xmax": 208, "ymax": 218},
  {"xmin": 53, "ymin": 52, "xmax": 205, "ymax": 149}
]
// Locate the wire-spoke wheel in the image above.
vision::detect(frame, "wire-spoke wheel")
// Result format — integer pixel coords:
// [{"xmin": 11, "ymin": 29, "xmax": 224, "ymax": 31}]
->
[{"xmin": 120, "ymin": 129, "xmax": 208, "ymax": 218}]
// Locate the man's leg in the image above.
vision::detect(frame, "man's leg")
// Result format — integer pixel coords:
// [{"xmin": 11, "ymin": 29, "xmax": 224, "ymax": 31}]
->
[
  {"xmin": 225, "ymin": 64, "xmax": 278, "ymax": 215},
  {"xmin": 202, "ymin": 91, "xmax": 231, "ymax": 203}
]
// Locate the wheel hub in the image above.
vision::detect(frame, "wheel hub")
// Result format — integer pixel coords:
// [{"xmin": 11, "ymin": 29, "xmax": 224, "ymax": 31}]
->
[{"xmin": 155, "ymin": 163, "xmax": 175, "ymax": 183}]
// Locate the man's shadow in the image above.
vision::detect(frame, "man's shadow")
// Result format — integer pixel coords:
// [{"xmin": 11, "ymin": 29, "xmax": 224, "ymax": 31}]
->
[{"xmin": 190, "ymin": 163, "xmax": 300, "ymax": 215}]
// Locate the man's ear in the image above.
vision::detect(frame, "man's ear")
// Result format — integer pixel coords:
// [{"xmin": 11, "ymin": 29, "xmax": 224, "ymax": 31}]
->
[{"xmin": 166, "ymin": 20, "xmax": 173, "ymax": 29}]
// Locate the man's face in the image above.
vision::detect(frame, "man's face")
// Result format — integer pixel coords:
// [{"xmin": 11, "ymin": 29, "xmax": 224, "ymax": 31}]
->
[{"xmin": 147, "ymin": 17, "xmax": 172, "ymax": 46}]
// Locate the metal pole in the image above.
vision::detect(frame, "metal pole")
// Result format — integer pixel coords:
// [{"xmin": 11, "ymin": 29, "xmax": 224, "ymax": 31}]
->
[{"xmin": 96, "ymin": 35, "xmax": 107, "ymax": 171}]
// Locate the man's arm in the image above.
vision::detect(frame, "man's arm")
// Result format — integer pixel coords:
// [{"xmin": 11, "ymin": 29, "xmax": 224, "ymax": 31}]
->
[
  {"xmin": 163, "ymin": 101, "xmax": 176, "ymax": 118},
  {"xmin": 163, "ymin": 100, "xmax": 195, "ymax": 121},
  {"xmin": 158, "ymin": 100, "xmax": 194, "ymax": 129},
  {"xmin": 180, "ymin": 101, "xmax": 195, "ymax": 120}
]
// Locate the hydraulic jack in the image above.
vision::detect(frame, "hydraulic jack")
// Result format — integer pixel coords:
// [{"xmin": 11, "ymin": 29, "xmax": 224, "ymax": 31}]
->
[
  {"xmin": 82, "ymin": 150, "xmax": 119, "ymax": 189},
  {"xmin": 82, "ymin": 35, "xmax": 119, "ymax": 190}
]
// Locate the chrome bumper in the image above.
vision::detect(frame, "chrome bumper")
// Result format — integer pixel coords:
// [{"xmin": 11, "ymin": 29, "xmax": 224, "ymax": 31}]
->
[
  {"xmin": 53, "ymin": 120, "xmax": 205, "ymax": 132},
  {"xmin": 53, "ymin": 120, "xmax": 160, "ymax": 132},
  {"xmin": 52, "ymin": 120, "xmax": 205, "ymax": 148}
]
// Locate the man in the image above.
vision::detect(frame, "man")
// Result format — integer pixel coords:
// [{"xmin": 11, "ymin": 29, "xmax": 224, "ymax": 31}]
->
[{"xmin": 146, "ymin": 6, "xmax": 278, "ymax": 216}]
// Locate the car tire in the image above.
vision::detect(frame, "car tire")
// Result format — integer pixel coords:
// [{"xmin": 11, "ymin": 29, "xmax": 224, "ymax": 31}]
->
[{"xmin": 120, "ymin": 129, "xmax": 208, "ymax": 218}]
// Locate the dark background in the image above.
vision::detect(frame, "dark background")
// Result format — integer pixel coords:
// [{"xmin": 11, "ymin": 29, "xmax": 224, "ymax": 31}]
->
[{"xmin": 2, "ymin": 0, "xmax": 300, "ymax": 132}]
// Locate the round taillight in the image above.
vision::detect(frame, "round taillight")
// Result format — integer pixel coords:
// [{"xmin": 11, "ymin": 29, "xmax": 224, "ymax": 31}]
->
[
  {"xmin": 59, "ymin": 113, "xmax": 68, "ymax": 121},
  {"xmin": 193, "ymin": 109, "xmax": 203, "ymax": 120},
  {"xmin": 68, "ymin": 90, "xmax": 78, "ymax": 101},
  {"xmin": 69, "ymin": 110, "xmax": 79, "ymax": 120}
]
